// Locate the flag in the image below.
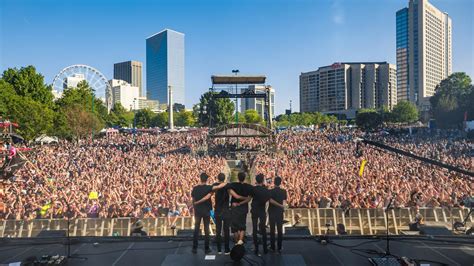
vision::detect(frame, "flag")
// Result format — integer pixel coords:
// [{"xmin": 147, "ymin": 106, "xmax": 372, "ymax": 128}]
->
[
  {"xmin": 40, "ymin": 202, "xmax": 51, "ymax": 216},
  {"xmin": 359, "ymin": 159, "xmax": 367, "ymax": 177},
  {"xmin": 89, "ymin": 191, "xmax": 99, "ymax": 200}
]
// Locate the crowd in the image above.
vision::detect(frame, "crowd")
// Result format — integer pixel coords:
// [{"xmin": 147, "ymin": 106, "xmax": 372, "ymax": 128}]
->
[
  {"xmin": 2, "ymin": 130, "xmax": 226, "ymax": 220},
  {"xmin": 1, "ymin": 127, "xmax": 472, "ymax": 220},
  {"xmin": 253, "ymin": 128, "xmax": 473, "ymax": 209}
]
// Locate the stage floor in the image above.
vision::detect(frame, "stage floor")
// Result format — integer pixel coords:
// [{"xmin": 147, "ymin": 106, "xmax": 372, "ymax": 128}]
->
[{"xmin": 0, "ymin": 236, "xmax": 473, "ymax": 265}]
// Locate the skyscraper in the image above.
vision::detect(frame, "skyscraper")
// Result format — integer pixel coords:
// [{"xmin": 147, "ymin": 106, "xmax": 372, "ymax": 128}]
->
[
  {"xmin": 114, "ymin": 61, "xmax": 143, "ymax": 97},
  {"xmin": 146, "ymin": 29, "xmax": 185, "ymax": 106},
  {"xmin": 299, "ymin": 62, "xmax": 397, "ymax": 118},
  {"xmin": 396, "ymin": 0, "xmax": 452, "ymax": 109}
]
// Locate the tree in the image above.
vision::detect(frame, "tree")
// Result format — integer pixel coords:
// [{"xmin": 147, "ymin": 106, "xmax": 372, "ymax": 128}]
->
[
  {"xmin": 356, "ymin": 109, "xmax": 382, "ymax": 130},
  {"xmin": 134, "ymin": 109, "xmax": 155, "ymax": 128},
  {"xmin": 63, "ymin": 104, "xmax": 102, "ymax": 140},
  {"xmin": 151, "ymin": 112, "xmax": 168, "ymax": 128},
  {"xmin": 173, "ymin": 103, "xmax": 185, "ymax": 112},
  {"xmin": 1, "ymin": 66, "xmax": 54, "ymax": 107},
  {"xmin": 391, "ymin": 101, "xmax": 418, "ymax": 123},
  {"xmin": 430, "ymin": 73, "xmax": 473, "ymax": 128},
  {"xmin": 56, "ymin": 80, "xmax": 106, "ymax": 130},
  {"xmin": 108, "ymin": 103, "xmax": 134, "ymax": 127},
  {"xmin": 196, "ymin": 91, "xmax": 235, "ymax": 126},
  {"xmin": 0, "ymin": 80, "xmax": 54, "ymax": 140},
  {"xmin": 244, "ymin": 109, "xmax": 262, "ymax": 124},
  {"xmin": 175, "ymin": 110, "xmax": 196, "ymax": 127}
]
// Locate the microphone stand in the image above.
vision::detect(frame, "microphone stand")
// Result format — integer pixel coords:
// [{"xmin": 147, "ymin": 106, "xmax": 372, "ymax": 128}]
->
[
  {"xmin": 382, "ymin": 195, "xmax": 395, "ymax": 258},
  {"xmin": 63, "ymin": 198, "xmax": 87, "ymax": 261}
]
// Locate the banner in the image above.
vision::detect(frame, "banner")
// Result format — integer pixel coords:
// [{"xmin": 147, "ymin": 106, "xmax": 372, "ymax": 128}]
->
[{"xmin": 359, "ymin": 159, "xmax": 367, "ymax": 177}]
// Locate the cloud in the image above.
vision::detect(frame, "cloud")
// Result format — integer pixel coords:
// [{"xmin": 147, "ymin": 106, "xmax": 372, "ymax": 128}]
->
[{"xmin": 331, "ymin": 0, "xmax": 345, "ymax": 25}]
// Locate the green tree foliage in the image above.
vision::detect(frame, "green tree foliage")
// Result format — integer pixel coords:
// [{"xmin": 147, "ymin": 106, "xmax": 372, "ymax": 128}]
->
[
  {"xmin": 63, "ymin": 104, "xmax": 102, "ymax": 140},
  {"xmin": 134, "ymin": 109, "xmax": 155, "ymax": 128},
  {"xmin": 54, "ymin": 80, "xmax": 106, "ymax": 137},
  {"xmin": 244, "ymin": 109, "xmax": 262, "ymax": 124},
  {"xmin": 0, "ymin": 81, "xmax": 54, "ymax": 140},
  {"xmin": 196, "ymin": 91, "xmax": 235, "ymax": 126},
  {"xmin": 151, "ymin": 112, "xmax": 168, "ymax": 128},
  {"xmin": 275, "ymin": 112, "xmax": 338, "ymax": 127},
  {"xmin": 236, "ymin": 112, "xmax": 247, "ymax": 123},
  {"xmin": 391, "ymin": 101, "xmax": 419, "ymax": 123},
  {"xmin": 175, "ymin": 110, "xmax": 196, "ymax": 127},
  {"xmin": 356, "ymin": 109, "xmax": 383, "ymax": 130},
  {"xmin": 430, "ymin": 73, "xmax": 473, "ymax": 128},
  {"xmin": 108, "ymin": 103, "xmax": 134, "ymax": 128},
  {"xmin": 173, "ymin": 103, "xmax": 185, "ymax": 112},
  {"xmin": 1, "ymin": 66, "xmax": 54, "ymax": 107}
]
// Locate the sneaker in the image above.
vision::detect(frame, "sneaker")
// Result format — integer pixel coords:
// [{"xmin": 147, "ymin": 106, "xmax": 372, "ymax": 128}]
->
[
  {"xmin": 218, "ymin": 251, "xmax": 222, "ymax": 255},
  {"xmin": 205, "ymin": 249, "xmax": 212, "ymax": 254},
  {"xmin": 192, "ymin": 248, "xmax": 197, "ymax": 254},
  {"xmin": 224, "ymin": 250, "xmax": 231, "ymax": 255}
]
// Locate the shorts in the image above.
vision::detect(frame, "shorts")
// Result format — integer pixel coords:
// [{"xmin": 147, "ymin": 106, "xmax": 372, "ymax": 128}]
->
[{"xmin": 230, "ymin": 207, "xmax": 247, "ymax": 233}]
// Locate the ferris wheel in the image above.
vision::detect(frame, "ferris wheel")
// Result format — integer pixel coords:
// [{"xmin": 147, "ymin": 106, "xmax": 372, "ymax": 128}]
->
[{"xmin": 52, "ymin": 64, "xmax": 112, "ymax": 111}]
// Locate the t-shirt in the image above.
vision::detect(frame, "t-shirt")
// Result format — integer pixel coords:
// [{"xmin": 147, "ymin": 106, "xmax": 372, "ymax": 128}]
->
[
  {"xmin": 228, "ymin": 182, "xmax": 253, "ymax": 211},
  {"xmin": 268, "ymin": 187, "xmax": 287, "ymax": 216},
  {"xmin": 191, "ymin": 184, "xmax": 212, "ymax": 217},
  {"xmin": 251, "ymin": 185, "xmax": 271, "ymax": 215},
  {"xmin": 212, "ymin": 182, "xmax": 230, "ymax": 212}
]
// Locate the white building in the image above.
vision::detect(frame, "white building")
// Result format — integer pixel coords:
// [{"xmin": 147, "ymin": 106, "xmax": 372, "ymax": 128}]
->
[
  {"xmin": 240, "ymin": 85, "xmax": 275, "ymax": 120},
  {"xmin": 109, "ymin": 79, "xmax": 140, "ymax": 111},
  {"xmin": 63, "ymin": 74, "xmax": 85, "ymax": 89}
]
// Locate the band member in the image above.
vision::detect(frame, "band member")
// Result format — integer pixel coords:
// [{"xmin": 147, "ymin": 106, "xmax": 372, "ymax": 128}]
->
[
  {"xmin": 191, "ymin": 173, "xmax": 226, "ymax": 254},
  {"xmin": 227, "ymin": 172, "xmax": 252, "ymax": 245},
  {"xmin": 251, "ymin": 174, "xmax": 271, "ymax": 255},
  {"xmin": 212, "ymin": 173, "xmax": 231, "ymax": 254},
  {"xmin": 268, "ymin": 176, "xmax": 287, "ymax": 253}
]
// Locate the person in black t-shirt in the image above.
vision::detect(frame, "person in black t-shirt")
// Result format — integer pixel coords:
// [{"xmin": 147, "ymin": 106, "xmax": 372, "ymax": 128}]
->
[
  {"xmin": 251, "ymin": 174, "xmax": 271, "ymax": 255},
  {"xmin": 227, "ymin": 172, "xmax": 252, "ymax": 246},
  {"xmin": 268, "ymin": 176, "xmax": 287, "ymax": 253},
  {"xmin": 212, "ymin": 173, "xmax": 231, "ymax": 254},
  {"xmin": 191, "ymin": 172, "xmax": 226, "ymax": 254}
]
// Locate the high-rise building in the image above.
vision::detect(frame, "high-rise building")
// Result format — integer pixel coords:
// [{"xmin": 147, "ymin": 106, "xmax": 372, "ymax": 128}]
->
[
  {"xmin": 109, "ymin": 79, "xmax": 140, "ymax": 111},
  {"xmin": 114, "ymin": 61, "xmax": 143, "ymax": 97},
  {"xmin": 240, "ymin": 85, "xmax": 275, "ymax": 120},
  {"xmin": 396, "ymin": 0, "xmax": 452, "ymax": 109},
  {"xmin": 146, "ymin": 29, "xmax": 185, "ymax": 106},
  {"xmin": 299, "ymin": 62, "xmax": 397, "ymax": 118}
]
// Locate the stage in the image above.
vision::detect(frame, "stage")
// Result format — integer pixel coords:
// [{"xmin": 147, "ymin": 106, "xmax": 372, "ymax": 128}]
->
[{"xmin": 0, "ymin": 236, "xmax": 473, "ymax": 265}]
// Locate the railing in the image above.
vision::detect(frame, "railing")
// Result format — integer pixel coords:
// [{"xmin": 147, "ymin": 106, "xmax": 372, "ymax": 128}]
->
[{"xmin": 1, "ymin": 207, "xmax": 472, "ymax": 238}]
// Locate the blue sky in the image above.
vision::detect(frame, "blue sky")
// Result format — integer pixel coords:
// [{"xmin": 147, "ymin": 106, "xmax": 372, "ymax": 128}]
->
[{"xmin": 1, "ymin": 0, "xmax": 473, "ymax": 115}]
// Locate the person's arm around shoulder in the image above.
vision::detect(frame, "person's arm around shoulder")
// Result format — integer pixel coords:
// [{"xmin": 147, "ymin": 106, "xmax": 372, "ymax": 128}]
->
[{"xmin": 194, "ymin": 193, "xmax": 212, "ymax": 205}]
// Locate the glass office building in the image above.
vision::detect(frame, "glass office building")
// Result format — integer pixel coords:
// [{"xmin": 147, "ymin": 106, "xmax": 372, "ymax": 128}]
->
[
  {"xmin": 396, "ymin": 8, "xmax": 409, "ymax": 102},
  {"xmin": 146, "ymin": 29, "xmax": 185, "ymax": 106}
]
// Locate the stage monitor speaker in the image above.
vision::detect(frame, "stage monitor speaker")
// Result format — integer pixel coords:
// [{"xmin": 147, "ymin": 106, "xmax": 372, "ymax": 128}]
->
[
  {"xmin": 36, "ymin": 230, "xmax": 67, "ymax": 238},
  {"xmin": 285, "ymin": 226, "xmax": 311, "ymax": 236},
  {"xmin": 419, "ymin": 225, "xmax": 452, "ymax": 236},
  {"xmin": 176, "ymin": 229, "xmax": 194, "ymax": 237}
]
